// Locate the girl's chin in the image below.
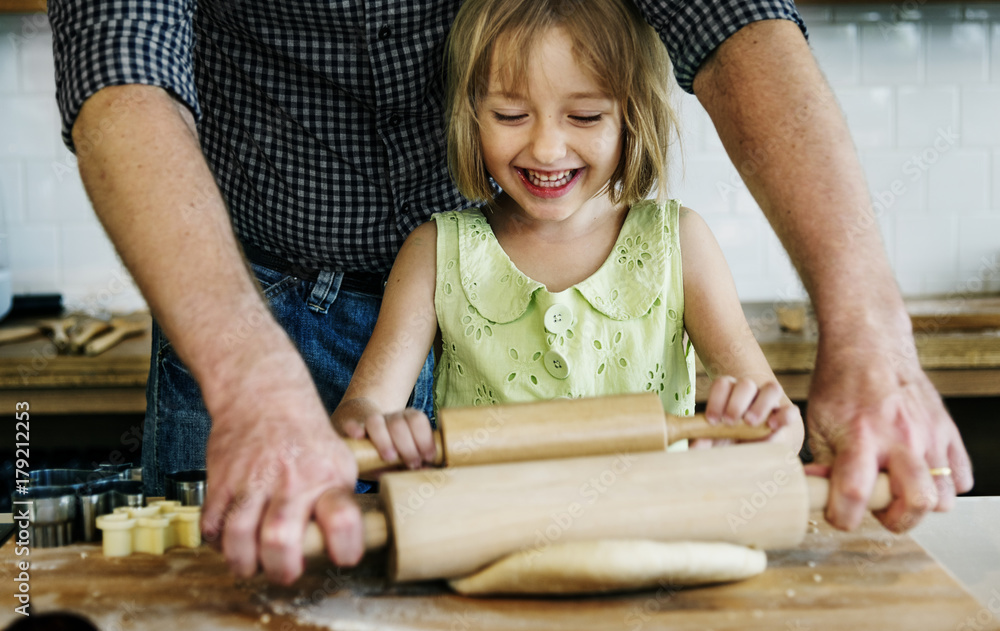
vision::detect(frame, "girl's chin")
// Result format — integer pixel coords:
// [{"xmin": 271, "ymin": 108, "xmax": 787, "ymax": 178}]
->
[{"xmin": 504, "ymin": 200, "xmax": 586, "ymax": 223}]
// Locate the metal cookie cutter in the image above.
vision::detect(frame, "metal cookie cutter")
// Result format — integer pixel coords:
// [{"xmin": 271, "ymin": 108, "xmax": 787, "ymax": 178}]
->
[
  {"xmin": 17, "ymin": 465, "xmax": 144, "ymax": 546},
  {"xmin": 18, "ymin": 485, "xmax": 77, "ymax": 548},
  {"xmin": 78, "ymin": 478, "xmax": 144, "ymax": 542},
  {"xmin": 164, "ymin": 470, "xmax": 207, "ymax": 507}
]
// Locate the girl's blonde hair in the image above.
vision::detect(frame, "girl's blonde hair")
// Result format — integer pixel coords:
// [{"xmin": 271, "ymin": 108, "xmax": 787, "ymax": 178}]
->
[{"xmin": 446, "ymin": 0, "xmax": 678, "ymax": 207}]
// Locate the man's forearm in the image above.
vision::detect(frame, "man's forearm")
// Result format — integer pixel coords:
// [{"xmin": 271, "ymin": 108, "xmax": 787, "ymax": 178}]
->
[
  {"xmin": 74, "ymin": 85, "xmax": 289, "ymax": 409},
  {"xmin": 693, "ymin": 20, "xmax": 910, "ymax": 340}
]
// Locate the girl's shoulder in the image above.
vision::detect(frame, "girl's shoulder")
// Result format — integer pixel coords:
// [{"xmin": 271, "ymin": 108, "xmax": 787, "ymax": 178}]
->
[
  {"xmin": 674, "ymin": 203, "xmax": 703, "ymax": 231},
  {"xmin": 430, "ymin": 205, "xmax": 488, "ymax": 223},
  {"xmin": 429, "ymin": 206, "xmax": 495, "ymax": 246},
  {"xmin": 630, "ymin": 197, "xmax": 683, "ymax": 214},
  {"xmin": 627, "ymin": 198, "xmax": 686, "ymax": 234},
  {"xmin": 406, "ymin": 218, "xmax": 438, "ymax": 241},
  {"xmin": 418, "ymin": 204, "xmax": 489, "ymax": 241}
]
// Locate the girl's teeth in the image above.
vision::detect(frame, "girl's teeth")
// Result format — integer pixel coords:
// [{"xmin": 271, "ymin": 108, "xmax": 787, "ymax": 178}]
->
[{"xmin": 525, "ymin": 169, "xmax": 575, "ymax": 187}]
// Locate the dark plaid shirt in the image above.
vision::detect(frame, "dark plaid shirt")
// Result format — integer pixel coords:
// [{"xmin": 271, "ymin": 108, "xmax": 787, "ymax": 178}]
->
[{"xmin": 50, "ymin": 0, "xmax": 804, "ymax": 273}]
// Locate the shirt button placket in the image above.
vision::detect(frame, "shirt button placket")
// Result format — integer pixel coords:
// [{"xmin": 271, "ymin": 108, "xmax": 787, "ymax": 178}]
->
[
  {"xmin": 542, "ymin": 304, "xmax": 573, "ymax": 380},
  {"xmin": 544, "ymin": 349, "xmax": 571, "ymax": 380}
]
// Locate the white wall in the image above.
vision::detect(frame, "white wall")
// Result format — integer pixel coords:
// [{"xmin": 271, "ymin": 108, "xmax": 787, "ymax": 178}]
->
[
  {"xmin": 0, "ymin": 5, "xmax": 998, "ymax": 313},
  {"xmin": 671, "ymin": 3, "xmax": 1000, "ymax": 300},
  {"xmin": 0, "ymin": 13, "xmax": 143, "ymax": 315}
]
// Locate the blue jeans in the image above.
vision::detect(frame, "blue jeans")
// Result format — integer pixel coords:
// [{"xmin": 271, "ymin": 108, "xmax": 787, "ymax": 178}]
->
[{"xmin": 141, "ymin": 263, "xmax": 435, "ymax": 496}]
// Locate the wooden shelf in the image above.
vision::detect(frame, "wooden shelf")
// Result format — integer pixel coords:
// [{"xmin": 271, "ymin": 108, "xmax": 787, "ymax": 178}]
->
[
  {"xmin": 694, "ymin": 298, "xmax": 1000, "ymax": 401},
  {"xmin": 0, "ymin": 314, "xmax": 150, "ymax": 414},
  {"xmin": 0, "ymin": 0, "xmax": 45, "ymax": 12}
]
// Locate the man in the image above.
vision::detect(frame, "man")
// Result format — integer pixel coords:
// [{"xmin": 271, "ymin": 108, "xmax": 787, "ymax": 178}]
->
[{"xmin": 50, "ymin": 0, "xmax": 973, "ymax": 585}]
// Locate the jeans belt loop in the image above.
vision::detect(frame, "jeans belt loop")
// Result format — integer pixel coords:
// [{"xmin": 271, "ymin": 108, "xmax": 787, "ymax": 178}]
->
[{"xmin": 307, "ymin": 270, "xmax": 342, "ymax": 314}]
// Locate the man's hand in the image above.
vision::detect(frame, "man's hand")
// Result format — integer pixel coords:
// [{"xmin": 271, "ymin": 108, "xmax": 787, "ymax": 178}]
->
[
  {"xmin": 807, "ymin": 325, "xmax": 974, "ymax": 533},
  {"xmin": 200, "ymin": 344, "xmax": 363, "ymax": 585},
  {"xmin": 693, "ymin": 19, "xmax": 975, "ymax": 534},
  {"xmin": 71, "ymin": 84, "xmax": 364, "ymax": 584}
]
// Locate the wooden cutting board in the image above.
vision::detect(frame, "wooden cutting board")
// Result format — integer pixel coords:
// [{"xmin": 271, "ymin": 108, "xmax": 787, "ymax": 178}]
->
[{"xmin": 1, "ymin": 509, "xmax": 995, "ymax": 631}]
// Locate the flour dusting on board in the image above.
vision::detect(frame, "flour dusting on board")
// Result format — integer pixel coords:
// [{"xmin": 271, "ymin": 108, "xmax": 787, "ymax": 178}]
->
[
  {"xmin": 233, "ymin": 549, "xmax": 456, "ymax": 630},
  {"xmin": 255, "ymin": 585, "xmax": 449, "ymax": 631}
]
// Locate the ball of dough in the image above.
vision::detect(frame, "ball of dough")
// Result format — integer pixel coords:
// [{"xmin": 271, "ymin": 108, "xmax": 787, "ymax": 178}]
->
[{"xmin": 449, "ymin": 539, "xmax": 767, "ymax": 596}]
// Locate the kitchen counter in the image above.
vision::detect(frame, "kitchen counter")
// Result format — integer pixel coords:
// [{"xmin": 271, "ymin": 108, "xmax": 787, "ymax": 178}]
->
[
  {"xmin": 0, "ymin": 500, "xmax": 996, "ymax": 630},
  {"xmin": 0, "ymin": 0, "xmax": 46, "ymax": 11},
  {"xmin": 1, "ymin": 298, "xmax": 999, "ymax": 414},
  {"xmin": 910, "ymin": 496, "xmax": 1000, "ymax": 611},
  {"xmin": 0, "ymin": 313, "xmax": 151, "ymax": 414}
]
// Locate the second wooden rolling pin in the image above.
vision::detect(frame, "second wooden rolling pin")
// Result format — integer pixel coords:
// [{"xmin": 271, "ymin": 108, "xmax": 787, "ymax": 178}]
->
[
  {"xmin": 346, "ymin": 392, "xmax": 772, "ymax": 474},
  {"xmin": 305, "ymin": 442, "xmax": 892, "ymax": 582}
]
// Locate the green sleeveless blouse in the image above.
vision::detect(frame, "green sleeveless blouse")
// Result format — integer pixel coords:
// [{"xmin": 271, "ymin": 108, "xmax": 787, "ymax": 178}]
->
[{"xmin": 432, "ymin": 199, "xmax": 695, "ymax": 422}]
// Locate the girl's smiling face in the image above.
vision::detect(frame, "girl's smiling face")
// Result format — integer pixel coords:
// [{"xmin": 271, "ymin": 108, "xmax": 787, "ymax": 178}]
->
[{"xmin": 478, "ymin": 27, "xmax": 624, "ymax": 224}]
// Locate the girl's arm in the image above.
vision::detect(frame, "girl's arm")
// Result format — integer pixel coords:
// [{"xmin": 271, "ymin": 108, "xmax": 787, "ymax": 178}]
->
[
  {"xmin": 331, "ymin": 221, "xmax": 440, "ymax": 469},
  {"xmin": 679, "ymin": 206, "xmax": 805, "ymax": 450}
]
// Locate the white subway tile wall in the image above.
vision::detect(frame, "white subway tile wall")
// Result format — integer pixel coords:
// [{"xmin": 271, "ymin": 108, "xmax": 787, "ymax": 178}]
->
[
  {"xmin": 808, "ymin": 24, "xmax": 860, "ymax": 84},
  {"xmin": 0, "ymin": 31, "xmax": 17, "ymax": 93},
  {"xmin": 927, "ymin": 22, "xmax": 989, "ymax": 83},
  {"xmin": 928, "ymin": 149, "xmax": 991, "ymax": 212},
  {"xmin": 0, "ymin": 13, "xmax": 142, "ymax": 313},
  {"xmin": 862, "ymin": 150, "xmax": 928, "ymax": 212},
  {"xmin": 993, "ymin": 23, "xmax": 1000, "ymax": 81},
  {"xmin": 0, "ymin": 160, "xmax": 22, "ymax": 225},
  {"xmin": 669, "ymin": 4, "xmax": 1000, "ymax": 299},
  {"xmin": 958, "ymin": 214, "xmax": 1000, "ymax": 279},
  {"xmin": 894, "ymin": 212, "xmax": 959, "ymax": 276},
  {"xmin": 861, "ymin": 22, "xmax": 923, "ymax": 85},
  {"xmin": 8, "ymin": 224, "xmax": 59, "ymax": 292},
  {"xmin": 897, "ymin": 86, "xmax": 958, "ymax": 147},
  {"xmin": 17, "ymin": 22, "xmax": 54, "ymax": 95},
  {"xmin": 0, "ymin": 6, "xmax": 997, "ymax": 309},
  {"xmin": 994, "ymin": 149, "xmax": 1000, "ymax": 209},
  {"xmin": 962, "ymin": 85, "xmax": 1000, "ymax": 146},
  {"xmin": 836, "ymin": 86, "xmax": 896, "ymax": 146}
]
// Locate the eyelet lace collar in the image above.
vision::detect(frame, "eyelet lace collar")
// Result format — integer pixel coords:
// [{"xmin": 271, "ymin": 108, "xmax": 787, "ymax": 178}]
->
[{"xmin": 455, "ymin": 199, "xmax": 668, "ymax": 323}]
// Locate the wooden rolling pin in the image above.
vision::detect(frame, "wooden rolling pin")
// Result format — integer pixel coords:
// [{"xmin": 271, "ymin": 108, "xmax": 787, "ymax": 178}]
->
[
  {"xmin": 346, "ymin": 393, "xmax": 772, "ymax": 474},
  {"xmin": 304, "ymin": 442, "xmax": 892, "ymax": 582}
]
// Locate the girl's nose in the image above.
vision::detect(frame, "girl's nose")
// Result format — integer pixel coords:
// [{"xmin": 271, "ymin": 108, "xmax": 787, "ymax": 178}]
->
[{"xmin": 530, "ymin": 117, "xmax": 567, "ymax": 165}]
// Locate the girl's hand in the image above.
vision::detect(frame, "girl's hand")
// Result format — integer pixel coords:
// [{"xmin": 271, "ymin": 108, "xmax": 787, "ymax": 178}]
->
[
  {"xmin": 692, "ymin": 376, "xmax": 803, "ymax": 449},
  {"xmin": 332, "ymin": 398, "xmax": 438, "ymax": 470}
]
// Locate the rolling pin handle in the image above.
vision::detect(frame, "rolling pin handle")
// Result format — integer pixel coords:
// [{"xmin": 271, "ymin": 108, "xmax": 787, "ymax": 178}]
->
[
  {"xmin": 302, "ymin": 510, "xmax": 389, "ymax": 559},
  {"xmin": 349, "ymin": 432, "xmax": 445, "ymax": 475},
  {"xmin": 806, "ymin": 473, "xmax": 893, "ymax": 512},
  {"xmin": 664, "ymin": 413, "xmax": 774, "ymax": 444}
]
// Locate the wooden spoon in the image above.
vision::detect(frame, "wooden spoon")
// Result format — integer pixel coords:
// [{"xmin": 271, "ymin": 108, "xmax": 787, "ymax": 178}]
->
[{"xmin": 84, "ymin": 316, "xmax": 150, "ymax": 356}]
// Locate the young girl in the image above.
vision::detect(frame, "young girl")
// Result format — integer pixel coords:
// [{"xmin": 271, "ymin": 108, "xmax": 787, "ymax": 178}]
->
[{"xmin": 332, "ymin": 0, "xmax": 804, "ymax": 469}]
